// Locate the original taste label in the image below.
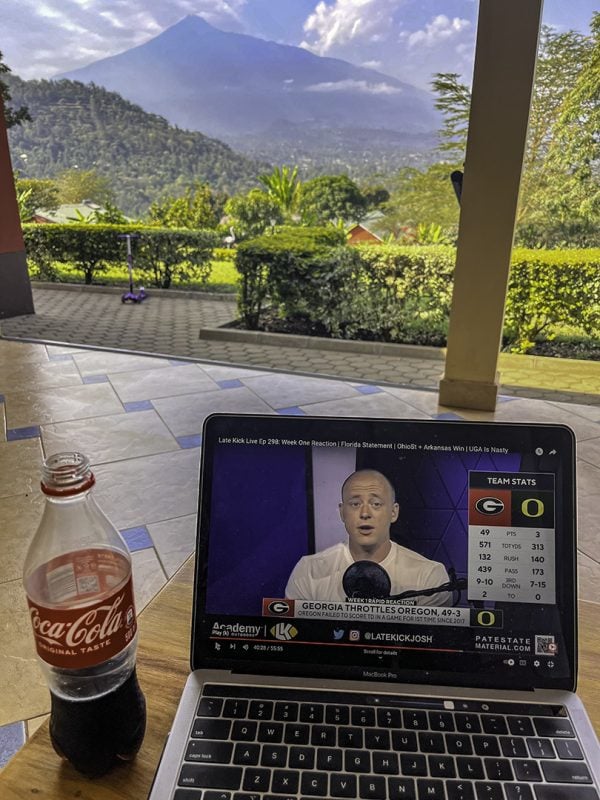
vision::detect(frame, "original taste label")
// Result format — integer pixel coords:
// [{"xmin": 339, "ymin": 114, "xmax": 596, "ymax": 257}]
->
[{"xmin": 26, "ymin": 550, "xmax": 137, "ymax": 668}]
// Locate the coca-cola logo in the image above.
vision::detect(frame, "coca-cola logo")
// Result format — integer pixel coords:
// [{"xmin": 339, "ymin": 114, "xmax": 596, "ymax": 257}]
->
[
  {"xmin": 30, "ymin": 592, "xmax": 128, "ymax": 648},
  {"xmin": 26, "ymin": 550, "xmax": 138, "ymax": 669}
]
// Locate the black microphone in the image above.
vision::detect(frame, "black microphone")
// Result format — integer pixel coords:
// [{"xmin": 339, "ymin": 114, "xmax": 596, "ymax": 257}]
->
[
  {"xmin": 342, "ymin": 561, "xmax": 391, "ymax": 600},
  {"xmin": 343, "ymin": 562, "xmax": 468, "ymax": 604},
  {"xmin": 390, "ymin": 568, "xmax": 468, "ymax": 601}
]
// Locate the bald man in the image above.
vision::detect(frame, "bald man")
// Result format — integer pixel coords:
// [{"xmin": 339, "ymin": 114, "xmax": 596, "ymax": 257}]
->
[{"xmin": 285, "ymin": 469, "xmax": 452, "ymax": 605}]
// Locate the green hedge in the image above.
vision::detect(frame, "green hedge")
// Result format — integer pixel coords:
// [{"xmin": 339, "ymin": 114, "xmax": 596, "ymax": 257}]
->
[
  {"xmin": 235, "ymin": 238, "xmax": 600, "ymax": 351},
  {"xmin": 506, "ymin": 248, "xmax": 600, "ymax": 351},
  {"xmin": 235, "ymin": 227, "xmax": 346, "ymax": 328},
  {"xmin": 352, "ymin": 244, "xmax": 455, "ymax": 341},
  {"xmin": 212, "ymin": 247, "xmax": 236, "ymax": 262},
  {"xmin": 23, "ymin": 224, "xmax": 218, "ymax": 288}
]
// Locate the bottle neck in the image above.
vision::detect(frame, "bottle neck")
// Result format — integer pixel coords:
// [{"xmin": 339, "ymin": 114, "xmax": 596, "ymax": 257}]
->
[
  {"xmin": 44, "ymin": 487, "xmax": 95, "ymax": 506},
  {"xmin": 41, "ymin": 452, "xmax": 95, "ymax": 497}
]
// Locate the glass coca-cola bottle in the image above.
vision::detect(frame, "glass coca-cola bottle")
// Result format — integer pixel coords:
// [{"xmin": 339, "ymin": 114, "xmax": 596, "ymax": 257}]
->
[{"xmin": 23, "ymin": 452, "xmax": 146, "ymax": 777}]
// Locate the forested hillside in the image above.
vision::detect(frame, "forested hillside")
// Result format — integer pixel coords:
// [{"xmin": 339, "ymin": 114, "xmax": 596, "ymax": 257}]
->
[{"xmin": 6, "ymin": 75, "xmax": 265, "ymax": 216}]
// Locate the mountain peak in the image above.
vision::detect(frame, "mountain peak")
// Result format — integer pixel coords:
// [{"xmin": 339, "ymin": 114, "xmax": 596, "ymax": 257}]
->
[
  {"xmin": 58, "ymin": 17, "xmax": 438, "ymax": 139},
  {"xmin": 172, "ymin": 15, "xmax": 214, "ymax": 31}
]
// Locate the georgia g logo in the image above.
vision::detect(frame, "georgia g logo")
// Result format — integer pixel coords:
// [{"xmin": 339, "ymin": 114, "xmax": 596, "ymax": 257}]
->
[
  {"xmin": 267, "ymin": 600, "xmax": 291, "ymax": 615},
  {"xmin": 475, "ymin": 497, "xmax": 505, "ymax": 515}
]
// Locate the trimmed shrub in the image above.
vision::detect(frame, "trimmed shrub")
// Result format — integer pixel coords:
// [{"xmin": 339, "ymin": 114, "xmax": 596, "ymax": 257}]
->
[
  {"xmin": 505, "ymin": 248, "xmax": 600, "ymax": 352},
  {"xmin": 235, "ymin": 227, "xmax": 346, "ymax": 328},
  {"xmin": 135, "ymin": 229, "xmax": 218, "ymax": 289},
  {"xmin": 24, "ymin": 224, "xmax": 122, "ymax": 284},
  {"xmin": 212, "ymin": 247, "xmax": 236, "ymax": 262},
  {"xmin": 23, "ymin": 224, "xmax": 218, "ymax": 287},
  {"xmin": 350, "ymin": 244, "xmax": 455, "ymax": 340},
  {"xmin": 236, "ymin": 236, "xmax": 600, "ymax": 353},
  {"xmin": 21, "ymin": 224, "xmax": 62, "ymax": 281}
]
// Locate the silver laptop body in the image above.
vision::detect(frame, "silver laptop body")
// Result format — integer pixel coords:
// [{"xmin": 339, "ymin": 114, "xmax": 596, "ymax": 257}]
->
[{"xmin": 149, "ymin": 414, "xmax": 600, "ymax": 799}]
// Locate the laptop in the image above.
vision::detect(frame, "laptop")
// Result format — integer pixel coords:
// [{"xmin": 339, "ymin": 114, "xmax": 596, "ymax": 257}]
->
[{"xmin": 149, "ymin": 413, "xmax": 600, "ymax": 800}]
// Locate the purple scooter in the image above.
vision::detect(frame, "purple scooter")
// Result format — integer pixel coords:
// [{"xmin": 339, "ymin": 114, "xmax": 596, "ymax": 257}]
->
[{"xmin": 118, "ymin": 233, "xmax": 147, "ymax": 304}]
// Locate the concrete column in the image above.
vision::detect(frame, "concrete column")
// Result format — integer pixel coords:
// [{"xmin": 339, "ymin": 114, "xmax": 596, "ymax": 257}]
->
[
  {"xmin": 0, "ymin": 102, "xmax": 34, "ymax": 320},
  {"xmin": 438, "ymin": 0, "xmax": 543, "ymax": 411}
]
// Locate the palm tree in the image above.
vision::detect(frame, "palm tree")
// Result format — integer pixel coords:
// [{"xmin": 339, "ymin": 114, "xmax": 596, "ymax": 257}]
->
[{"xmin": 259, "ymin": 165, "xmax": 301, "ymax": 216}]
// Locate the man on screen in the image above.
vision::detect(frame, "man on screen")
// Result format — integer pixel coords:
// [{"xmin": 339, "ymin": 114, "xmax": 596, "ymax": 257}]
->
[{"xmin": 285, "ymin": 469, "xmax": 452, "ymax": 606}]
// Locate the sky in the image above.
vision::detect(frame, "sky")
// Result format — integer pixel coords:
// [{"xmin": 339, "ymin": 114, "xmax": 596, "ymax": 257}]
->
[{"xmin": 2, "ymin": 0, "xmax": 597, "ymax": 90}]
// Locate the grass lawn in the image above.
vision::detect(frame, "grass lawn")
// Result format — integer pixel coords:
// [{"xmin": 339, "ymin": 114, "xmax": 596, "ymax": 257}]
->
[{"xmin": 31, "ymin": 259, "xmax": 239, "ymax": 293}]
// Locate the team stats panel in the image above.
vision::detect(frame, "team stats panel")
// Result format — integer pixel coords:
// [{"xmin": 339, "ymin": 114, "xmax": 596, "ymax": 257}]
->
[{"xmin": 467, "ymin": 471, "xmax": 555, "ymax": 605}]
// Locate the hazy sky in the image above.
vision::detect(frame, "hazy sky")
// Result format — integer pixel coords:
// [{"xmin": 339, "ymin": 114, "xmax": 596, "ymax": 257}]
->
[{"xmin": 2, "ymin": 0, "xmax": 597, "ymax": 89}]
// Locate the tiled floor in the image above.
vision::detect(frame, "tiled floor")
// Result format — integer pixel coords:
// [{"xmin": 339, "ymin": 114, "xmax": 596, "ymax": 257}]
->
[{"xmin": 1, "ymin": 338, "xmax": 600, "ymax": 769}]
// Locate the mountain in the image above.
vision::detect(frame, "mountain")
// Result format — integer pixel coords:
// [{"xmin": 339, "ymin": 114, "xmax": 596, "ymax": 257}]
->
[
  {"xmin": 6, "ymin": 75, "xmax": 265, "ymax": 216},
  {"xmin": 58, "ymin": 15, "xmax": 439, "ymax": 144}
]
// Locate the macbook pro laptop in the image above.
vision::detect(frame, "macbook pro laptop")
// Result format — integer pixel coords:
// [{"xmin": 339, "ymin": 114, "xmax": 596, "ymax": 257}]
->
[{"xmin": 149, "ymin": 413, "xmax": 600, "ymax": 799}]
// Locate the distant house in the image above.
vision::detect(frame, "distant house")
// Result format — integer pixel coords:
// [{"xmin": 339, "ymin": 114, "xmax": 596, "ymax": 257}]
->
[
  {"xmin": 347, "ymin": 223, "xmax": 383, "ymax": 246},
  {"xmin": 32, "ymin": 200, "xmax": 105, "ymax": 224}
]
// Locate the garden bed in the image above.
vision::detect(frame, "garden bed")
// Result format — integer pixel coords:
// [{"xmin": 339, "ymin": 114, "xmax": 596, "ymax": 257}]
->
[{"xmin": 225, "ymin": 310, "xmax": 600, "ymax": 361}]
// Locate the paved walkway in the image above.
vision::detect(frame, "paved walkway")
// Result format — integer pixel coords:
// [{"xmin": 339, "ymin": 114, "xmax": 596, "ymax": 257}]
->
[{"xmin": 1, "ymin": 285, "xmax": 599, "ymax": 404}]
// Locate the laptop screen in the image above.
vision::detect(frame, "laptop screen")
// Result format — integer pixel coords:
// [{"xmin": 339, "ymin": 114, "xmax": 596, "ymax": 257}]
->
[{"xmin": 192, "ymin": 414, "xmax": 576, "ymax": 692}]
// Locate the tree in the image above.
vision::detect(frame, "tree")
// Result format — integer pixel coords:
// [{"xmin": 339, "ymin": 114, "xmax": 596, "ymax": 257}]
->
[
  {"xmin": 361, "ymin": 185, "xmax": 390, "ymax": 211},
  {"xmin": 430, "ymin": 72, "xmax": 470, "ymax": 161},
  {"xmin": 147, "ymin": 182, "xmax": 222, "ymax": 229},
  {"xmin": 430, "ymin": 20, "xmax": 600, "ymax": 243},
  {"xmin": 259, "ymin": 165, "xmax": 301, "ymax": 215},
  {"xmin": 518, "ymin": 25, "xmax": 591, "ymax": 227},
  {"xmin": 91, "ymin": 202, "xmax": 129, "ymax": 224},
  {"xmin": 545, "ymin": 14, "xmax": 600, "ymax": 225},
  {"xmin": 16, "ymin": 186, "xmax": 34, "ymax": 222},
  {"xmin": 224, "ymin": 189, "xmax": 283, "ymax": 240},
  {"xmin": 0, "ymin": 51, "xmax": 30, "ymax": 128},
  {"xmin": 14, "ymin": 177, "xmax": 59, "ymax": 220},
  {"xmin": 378, "ymin": 164, "xmax": 460, "ymax": 236},
  {"xmin": 56, "ymin": 168, "xmax": 114, "ymax": 205},
  {"xmin": 15, "ymin": 174, "xmax": 59, "ymax": 216},
  {"xmin": 299, "ymin": 174, "xmax": 367, "ymax": 225}
]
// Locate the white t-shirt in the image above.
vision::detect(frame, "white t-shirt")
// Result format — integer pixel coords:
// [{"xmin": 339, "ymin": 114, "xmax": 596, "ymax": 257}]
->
[{"xmin": 285, "ymin": 541, "xmax": 453, "ymax": 606}]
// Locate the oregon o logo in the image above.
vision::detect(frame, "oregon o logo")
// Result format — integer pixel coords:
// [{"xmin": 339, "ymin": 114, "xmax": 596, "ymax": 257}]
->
[
  {"xmin": 476, "ymin": 611, "xmax": 497, "ymax": 627},
  {"xmin": 475, "ymin": 497, "xmax": 504, "ymax": 515},
  {"xmin": 521, "ymin": 498, "xmax": 544, "ymax": 518}
]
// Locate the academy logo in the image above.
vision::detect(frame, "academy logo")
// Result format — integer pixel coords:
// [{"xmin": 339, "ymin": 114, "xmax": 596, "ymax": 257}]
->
[
  {"xmin": 211, "ymin": 622, "xmax": 262, "ymax": 638},
  {"xmin": 270, "ymin": 623, "xmax": 299, "ymax": 641},
  {"xmin": 475, "ymin": 497, "xmax": 505, "ymax": 515}
]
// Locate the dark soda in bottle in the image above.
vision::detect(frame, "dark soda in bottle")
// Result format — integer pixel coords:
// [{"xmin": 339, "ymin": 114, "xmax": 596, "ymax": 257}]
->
[{"xmin": 23, "ymin": 452, "xmax": 146, "ymax": 777}]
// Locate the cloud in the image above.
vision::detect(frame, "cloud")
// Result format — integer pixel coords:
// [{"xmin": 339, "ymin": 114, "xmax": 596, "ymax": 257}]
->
[
  {"xmin": 405, "ymin": 15, "xmax": 471, "ymax": 49},
  {"xmin": 362, "ymin": 60, "xmax": 382, "ymax": 69},
  {"xmin": 305, "ymin": 79, "xmax": 401, "ymax": 95},
  {"xmin": 2, "ymin": 0, "xmax": 248, "ymax": 79},
  {"xmin": 301, "ymin": 0, "xmax": 398, "ymax": 55}
]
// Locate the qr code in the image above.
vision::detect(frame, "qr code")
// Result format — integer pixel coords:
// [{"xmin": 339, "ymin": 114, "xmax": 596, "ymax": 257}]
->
[
  {"xmin": 535, "ymin": 635, "xmax": 558, "ymax": 655},
  {"xmin": 76, "ymin": 575, "xmax": 100, "ymax": 595}
]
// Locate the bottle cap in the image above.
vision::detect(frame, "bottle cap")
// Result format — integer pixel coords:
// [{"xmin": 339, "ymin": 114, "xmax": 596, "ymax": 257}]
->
[{"xmin": 41, "ymin": 452, "xmax": 96, "ymax": 496}]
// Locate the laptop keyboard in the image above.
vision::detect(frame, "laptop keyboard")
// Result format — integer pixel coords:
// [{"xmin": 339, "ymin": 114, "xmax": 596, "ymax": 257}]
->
[{"xmin": 174, "ymin": 684, "xmax": 599, "ymax": 800}]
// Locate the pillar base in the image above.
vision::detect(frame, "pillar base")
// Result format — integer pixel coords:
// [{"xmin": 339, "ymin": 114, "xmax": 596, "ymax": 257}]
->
[
  {"xmin": 438, "ymin": 375, "xmax": 499, "ymax": 412},
  {"xmin": 0, "ymin": 251, "xmax": 35, "ymax": 319}
]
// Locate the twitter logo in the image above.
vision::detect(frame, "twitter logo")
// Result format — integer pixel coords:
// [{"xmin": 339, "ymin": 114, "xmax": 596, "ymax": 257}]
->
[{"xmin": 333, "ymin": 629, "xmax": 344, "ymax": 641}]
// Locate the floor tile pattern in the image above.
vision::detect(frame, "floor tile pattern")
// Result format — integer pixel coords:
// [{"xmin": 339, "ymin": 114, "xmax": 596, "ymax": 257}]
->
[
  {"xmin": 4, "ymin": 287, "xmax": 600, "ymax": 405},
  {"xmin": 0, "ymin": 337, "xmax": 599, "ymax": 771}
]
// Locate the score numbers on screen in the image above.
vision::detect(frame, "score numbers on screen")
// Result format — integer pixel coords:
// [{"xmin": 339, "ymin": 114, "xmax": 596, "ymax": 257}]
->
[{"xmin": 467, "ymin": 471, "xmax": 556, "ymax": 605}]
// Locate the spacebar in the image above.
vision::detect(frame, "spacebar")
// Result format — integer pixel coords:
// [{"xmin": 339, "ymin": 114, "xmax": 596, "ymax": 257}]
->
[
  {"xmin": 178, "ymin": 764, "xmax": 242, "ymax": 789},
  {"xmin": 534, "ymin": 786, "xmax": 600, "ymax": 800}
]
